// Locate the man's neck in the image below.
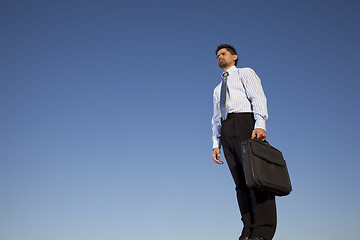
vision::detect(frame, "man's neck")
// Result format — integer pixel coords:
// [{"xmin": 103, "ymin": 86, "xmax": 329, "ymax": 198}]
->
[{"xmin": 222, "ymin": 64, "xmax": 235, "ymax": 72}]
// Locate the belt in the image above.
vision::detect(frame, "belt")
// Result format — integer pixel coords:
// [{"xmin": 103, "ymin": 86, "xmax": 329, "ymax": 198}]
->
[{"xmin": 221, "ymin": 112, "xmax": 253, "ymax": 123}]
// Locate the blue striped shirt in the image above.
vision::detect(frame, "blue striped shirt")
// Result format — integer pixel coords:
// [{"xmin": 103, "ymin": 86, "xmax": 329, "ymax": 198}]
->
[{"xmin": 212, "ymin": 66, "xmax": 268, "ymax": 149}]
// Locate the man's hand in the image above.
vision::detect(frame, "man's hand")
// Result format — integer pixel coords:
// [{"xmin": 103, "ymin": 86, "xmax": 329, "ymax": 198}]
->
[
  {"xmin": 251, "ymin": 128, "xmax": 267, "ymax": 141},
  {"xmin": 212, "ymin": 148, "xmax": 223, "ymax": 165}
]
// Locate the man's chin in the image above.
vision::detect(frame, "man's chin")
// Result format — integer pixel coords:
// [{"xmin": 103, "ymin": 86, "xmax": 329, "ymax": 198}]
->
[{"xmin": 218, "ymin": 63, "xmax": 227, "ymax": 69}]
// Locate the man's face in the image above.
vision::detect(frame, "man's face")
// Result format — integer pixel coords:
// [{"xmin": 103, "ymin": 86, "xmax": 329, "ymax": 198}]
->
[{"xmin": 216, "ymin": 48, "xmax": 237, "ymax": 70}]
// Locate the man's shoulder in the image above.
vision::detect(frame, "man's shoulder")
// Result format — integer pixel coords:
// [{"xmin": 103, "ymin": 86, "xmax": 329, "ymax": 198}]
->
[
  {"xmin": 237, "ymin": 67, "xmax": 258, "ymax": 80},
  {"xmin": 237, "ymin": 66, "xmax": 255, "ymax": 73}
]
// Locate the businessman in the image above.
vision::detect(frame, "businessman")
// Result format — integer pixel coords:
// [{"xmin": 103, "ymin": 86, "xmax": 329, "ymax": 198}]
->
[{"xmin": 211, "ymin": 44, "xmax": 277, "ymax": 240}]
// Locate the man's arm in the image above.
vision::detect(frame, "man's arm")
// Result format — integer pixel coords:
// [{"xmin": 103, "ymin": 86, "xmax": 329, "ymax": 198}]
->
[
  {"xmin": 212, "ymin": 86, "xmax": 222, "ymax": 148},
  {"xmin": 242, "ymin": 68, "xmax": 268, "ymax": 141},
  {"xmin": 211, "ymin": 87, "xmax": 223, "ymax": 164}
]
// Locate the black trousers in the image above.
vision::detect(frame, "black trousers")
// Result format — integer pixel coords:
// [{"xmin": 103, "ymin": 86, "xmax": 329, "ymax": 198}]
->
[{"xmin": 221, "ymin": 113, "xmax": 277, "ymax": 240}]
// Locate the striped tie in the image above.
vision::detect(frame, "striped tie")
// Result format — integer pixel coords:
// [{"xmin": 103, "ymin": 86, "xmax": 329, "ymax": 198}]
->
[{"xmin": 220, "ymin": 71, "xmax": 229, "ymax": 120}]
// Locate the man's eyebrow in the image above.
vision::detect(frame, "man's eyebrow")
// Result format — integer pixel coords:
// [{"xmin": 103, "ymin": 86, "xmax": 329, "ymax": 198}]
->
[{"xmin": 217, "ymin": 52, "xmax": 225, "ymax": 57}]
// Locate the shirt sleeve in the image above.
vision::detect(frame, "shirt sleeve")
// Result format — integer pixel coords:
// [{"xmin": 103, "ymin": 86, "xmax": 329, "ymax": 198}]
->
[
  {"xmin": 241, "ymin": 68, "xmax": 268, "ymax": 130},
  {"xmin": 212, "ymin": 87, "xmax": 222, "ymax": 149}
]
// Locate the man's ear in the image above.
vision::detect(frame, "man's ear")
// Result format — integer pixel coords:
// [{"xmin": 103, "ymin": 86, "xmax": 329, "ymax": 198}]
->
[{"xmin": 233, "ymin": 54, "xmax": 238, "ymax": 62}]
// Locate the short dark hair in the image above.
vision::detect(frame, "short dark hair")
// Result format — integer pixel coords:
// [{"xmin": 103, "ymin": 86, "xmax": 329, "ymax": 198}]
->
[{"xmin": 215, "ymin": 44, "xmax": 238, "ymax": 66}]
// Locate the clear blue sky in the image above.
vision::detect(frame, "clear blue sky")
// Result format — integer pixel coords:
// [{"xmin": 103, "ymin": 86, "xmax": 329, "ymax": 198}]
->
[{"xmin": 1, "ymin": 1, "xmax": 359, "ymax": 239}]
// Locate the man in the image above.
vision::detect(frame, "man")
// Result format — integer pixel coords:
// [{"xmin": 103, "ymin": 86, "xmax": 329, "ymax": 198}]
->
[{"xmin": 211, "ymin": 44, "xmax": 277, "ymax": 240}]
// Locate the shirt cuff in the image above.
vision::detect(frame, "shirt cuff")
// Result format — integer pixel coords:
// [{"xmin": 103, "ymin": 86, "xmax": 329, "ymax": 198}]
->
[
  {"xmin": 213, "ymin": 137, "xmax": 221, "ymax": 149},
  {"xmin": 254, "ymin": 118, "xmax": 266, "ymax": 131}
]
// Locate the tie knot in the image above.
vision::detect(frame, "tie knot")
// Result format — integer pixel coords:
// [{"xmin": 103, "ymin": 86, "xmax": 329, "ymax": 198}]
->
[{"xmin": 222, "ymin": 72, "xmax": 229, "ymax": 78}]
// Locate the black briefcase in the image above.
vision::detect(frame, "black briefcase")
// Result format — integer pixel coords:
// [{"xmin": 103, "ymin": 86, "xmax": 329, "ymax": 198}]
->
[{"xmin": 241, "ymin": 138, "xmax": 292, "ymax": 196}]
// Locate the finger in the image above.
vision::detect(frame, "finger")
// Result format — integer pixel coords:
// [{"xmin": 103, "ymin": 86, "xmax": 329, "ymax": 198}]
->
[
  {"xmin": 260, "ymin": 132, "xmax": 266, "ymax": 141},
  {"xmin": 251, "ymin": 131, "xmax": 256, "ymax": 139},
  {"xmin": 212, "ymin": 154, "xmax": 223, "ymax": 164},
  {"xmin": 214, "ymin": 159, "xmax": 224, "ymax": 164}
]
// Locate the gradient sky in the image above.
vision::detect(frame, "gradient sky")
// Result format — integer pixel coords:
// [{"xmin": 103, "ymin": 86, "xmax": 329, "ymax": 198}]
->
[{"xmin": 1, "ymin": 1, "xmax": 360, "ymax": 240}]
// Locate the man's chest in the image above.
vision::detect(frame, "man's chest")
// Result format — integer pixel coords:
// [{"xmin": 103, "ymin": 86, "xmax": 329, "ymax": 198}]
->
[{"xmin": 227, "ymin": 75, "xmax": 245, "ymax": 92}]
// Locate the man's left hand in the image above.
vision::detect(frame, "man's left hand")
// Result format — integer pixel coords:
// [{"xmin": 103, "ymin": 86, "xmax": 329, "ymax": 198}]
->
[{"xmin": 251, "ymin": 128, "xmax": 267, "ymax": 141}]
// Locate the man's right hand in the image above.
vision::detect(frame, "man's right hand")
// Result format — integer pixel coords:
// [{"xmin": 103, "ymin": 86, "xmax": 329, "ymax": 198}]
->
[{"xmin": 212, "ymin": 148, "xmax": 223, "ymax": 165}]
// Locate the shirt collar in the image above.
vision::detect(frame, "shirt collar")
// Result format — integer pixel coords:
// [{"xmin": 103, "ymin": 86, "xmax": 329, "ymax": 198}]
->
[{"xmin": 221, "ymin": 65, "xmax": 237, "ymax": 77}]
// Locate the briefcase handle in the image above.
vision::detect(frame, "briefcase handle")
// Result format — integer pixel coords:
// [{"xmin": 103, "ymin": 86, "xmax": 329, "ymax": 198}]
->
[{"xmin": 252, "ymin": 135, "xmax": 271, "ymax": 148}]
